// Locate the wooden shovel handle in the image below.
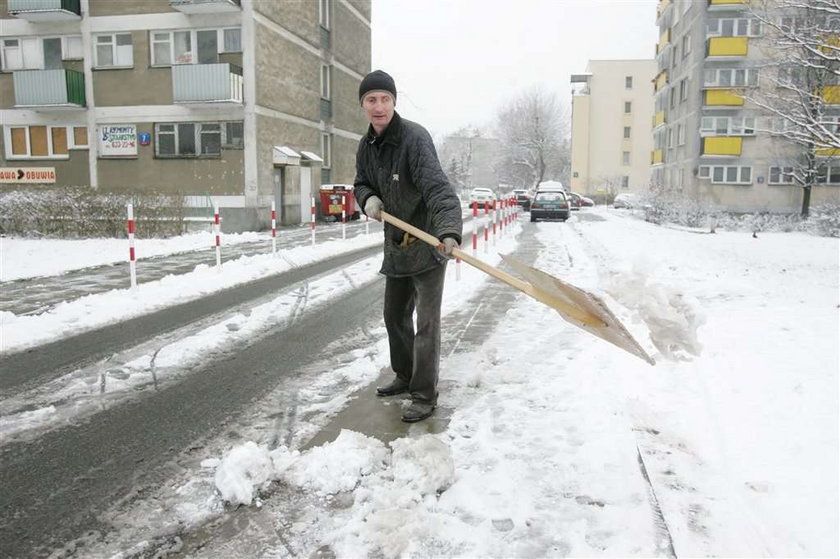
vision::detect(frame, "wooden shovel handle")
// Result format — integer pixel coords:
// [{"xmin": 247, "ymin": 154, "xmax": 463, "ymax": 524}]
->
[{"xmin": 379, "ymin": 211, "xmax": 605, "ymax": 327}]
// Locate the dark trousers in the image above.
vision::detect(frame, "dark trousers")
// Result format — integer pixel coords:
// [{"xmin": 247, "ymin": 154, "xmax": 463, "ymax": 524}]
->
[{"xmin": 383, "ymin": 263, "xmax": 447, "ymax": 405}]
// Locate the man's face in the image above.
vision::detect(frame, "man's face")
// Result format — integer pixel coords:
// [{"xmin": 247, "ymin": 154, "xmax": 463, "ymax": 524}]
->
[{"xmin": 362, "ymin": 91, "xmax": 395, "ymax": 135}]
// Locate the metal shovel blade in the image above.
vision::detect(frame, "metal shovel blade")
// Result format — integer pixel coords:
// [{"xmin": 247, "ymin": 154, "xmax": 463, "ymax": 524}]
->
[{"xmin": 379, "ymin": 211, "xmax": 655, "ymax": 365}]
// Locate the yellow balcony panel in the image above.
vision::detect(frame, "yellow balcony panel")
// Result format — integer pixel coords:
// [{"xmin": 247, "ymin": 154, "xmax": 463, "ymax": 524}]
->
[
  {"xmin": 656, "ymin": 0, "xmax": 672, "ymax": 21},
  {"xmin": 702, "ymin": 136, "xmax": 742, "ymax": 156},
  {"xmin": 657, "ymin": 28, "xmax": 671, "ymax": 54},
  {"xmin": 822, "ymin": 85, "xmax": 840, "ymax": 104},
  {"xmin": 709, "ymin": 0, "xmax": 748, "ymax": 4},
  {"xmin": 653, "ymin": 111, "xmax": 666, "ymax": 128},
  {"xmin": 704, "ymin": 88, "xmax": 744, "ymax": 106},
  {"xmin": 651, "ymin": 149, "xmax": 664, "ymax": 165},
  {"xmin": 707, "ymin": 36, "xmax": 749, "ymax": 57},
  {"xmin": 654, "ymin": 70, "xmax": 668, "ymax": 92},
  {"xmin": 816, "ymin": 147, "xmax": 840, "ymax": 156}
]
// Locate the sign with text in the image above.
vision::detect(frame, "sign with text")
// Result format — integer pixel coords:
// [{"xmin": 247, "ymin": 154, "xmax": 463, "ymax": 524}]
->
[
  {"xmin": 0, "ymin": 167, "xmax": 56, "ymax": 184},
  {"xmin": 99, "ymin": 125, "xmax": 137, "ymax": 158}
]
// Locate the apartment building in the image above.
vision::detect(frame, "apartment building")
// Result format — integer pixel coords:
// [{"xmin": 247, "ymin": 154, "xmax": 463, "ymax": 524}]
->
[
  {"xmin": 653, "ymin": 0, "xmax": 839, "ymax": 213},
  {"xmin": 439, "ymin": 133, "xmax": 502, "ymax": 199},
  {"xmin": 0, "ymin": 0, "xmax": 371, "ymax": 230},
  {"xmin": 570, "ymin": 59, "xmax": 656, "ymax": 197}
]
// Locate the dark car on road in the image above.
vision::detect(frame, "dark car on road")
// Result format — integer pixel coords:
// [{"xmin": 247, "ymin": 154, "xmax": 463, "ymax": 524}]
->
[
  {"xmin": 530, "ymin": 191, "xmax": 570, "ymax": 222},
  {"xmin": 512, "ymin": 189, "xmax": 532, "ymax": 211}
]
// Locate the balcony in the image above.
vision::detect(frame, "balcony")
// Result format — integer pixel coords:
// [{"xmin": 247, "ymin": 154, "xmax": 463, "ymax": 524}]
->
[
  {"xmin": 705, "ymin": 89, "xmax": 744, "ymax": 106},
  {"xmin": 654, "ymin": 70, "xmax": 668, "ymax": 92},
  {"xmin": 13, "ymin": 69, "xmax": 85, "ymax": 107},
  {"xmin": 651, "ymin": 149, "xmax": 664, "ymax": 165},
  {"xmin": 657, "ymin": 28, "xmax": 671, "ymax": 54},
  {"xmin": 653, "ymin": 110, "xmax": 666, "ymax": 129},
  {"xmin": 707, "ymin": 36, "xmax": 749, "ymax": 57},
  {"xmin": 821, "ymin": 85, "xmax": 840, "ymax": 104},
  {"xmin": 172, "ymin": 63, "xmax": 243, "ymax": 104},
  {"xmin": 169, "ymin": 0, "xmax": 240, "ymax": 14},
  {"xmin": 708, "ymin": 0, "xmax": 749, "ymax": 9},
  {"xmin": 7, "ymin": 0, "xmax": 80, "ymax": 21},
  {"xmin": 816, "ymin": 148, "xmax": 840, "ymax": 156},
  {"xmin": 702, "ymin": 136, "xmax": 742, "ymax": 156},
  {"xmin": 656, "ymin": 0, "xmax": 672, "ymax": 22}
]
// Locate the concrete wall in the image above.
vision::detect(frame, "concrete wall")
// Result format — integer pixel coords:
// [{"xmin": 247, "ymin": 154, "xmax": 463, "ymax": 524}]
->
[{"xmin": 570, "ymin": 93, "xmax": 590, "ymax": 193}]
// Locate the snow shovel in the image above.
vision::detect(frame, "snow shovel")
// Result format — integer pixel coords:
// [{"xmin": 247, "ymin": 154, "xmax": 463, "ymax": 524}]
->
[{"xmin": 380, "ymin": 211, "xmax": 655, "ymax": 366}]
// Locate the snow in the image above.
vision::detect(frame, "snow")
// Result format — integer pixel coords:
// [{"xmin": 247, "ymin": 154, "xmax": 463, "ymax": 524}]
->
[{"xmin": 3, "ymin": 209, "xmax": 838, "ymax": 557}]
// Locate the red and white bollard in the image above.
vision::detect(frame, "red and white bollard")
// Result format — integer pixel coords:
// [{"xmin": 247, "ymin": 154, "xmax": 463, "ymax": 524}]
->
[
  {"xmin": 492, "ymin": 199, "xmax": 497, "ymax": 246},
  {"xmin": 483, "ymin": 201, "xmax": 489, "ymax": 254},
  {"xmin": 270, "ymin": 201, "xmax": 277, "ymax": 256},
  {"xmin": 471, "ymin": 201, "xmax": 478, "ymax": 256},
  {"xmin": 126, "ymin": 203, "xmax": 137, "ymax": 289},
  {"xmin": 214, "ymin": 205, "xmax": 221, "ymax": 269},
  {"xmin": 310, "ymin": 197, "xmax": 316, "ymax": 246},
  {"xmin": 341, "ymin": 194, "xmax": 347, "ymax": 241}
]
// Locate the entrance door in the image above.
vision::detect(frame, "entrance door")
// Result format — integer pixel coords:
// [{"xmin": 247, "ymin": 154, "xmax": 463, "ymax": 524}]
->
[
  {"xmin": 42, "ymin": 38, "xmax": 62, "ymax": 69},
  {"xmin": 273, "ymin": 167, "xmax": 284, "ymax": 224}
]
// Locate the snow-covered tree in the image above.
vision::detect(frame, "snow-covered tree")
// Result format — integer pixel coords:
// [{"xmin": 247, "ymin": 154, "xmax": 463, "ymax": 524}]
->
[
  {"xmin": 750, "ymin": 0, "xmax": 840, "ymax": 216},
  {"xmin": 494, "ymin": 87, "xmax": 569, "ymax": 189}
]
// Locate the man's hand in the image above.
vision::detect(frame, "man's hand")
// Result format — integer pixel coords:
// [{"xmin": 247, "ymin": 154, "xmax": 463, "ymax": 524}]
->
[
  {"xmin": 438, "ymin": 237, "xmax": 459, "ymax": 259},
  {"xmin": 364, "ymin": 196, "xmax": 383, "ymax": 221}
]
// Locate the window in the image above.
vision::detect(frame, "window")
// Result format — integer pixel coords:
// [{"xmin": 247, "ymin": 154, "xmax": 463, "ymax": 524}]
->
[
  {"xmin": 699, "ymin": 165, "xmax": 753, "ymax": 184},
  {"xmin": 667, "ymin": 127, "xmax": 674, "ymax": 148},
  {"xmin": 679, "ymin": 78, "xmax": 688, "ymax": 102},
  {"xmin": 319, "ymin": 0, "xmax": 330, "ymax": 29},
  {"xmin": 623, "ymin": 126, "xmax": 631, "ymax": 139},
  {"xmin": 700, "ymin": 116, "xmax": 756, "ymax": 136},
  {"xmin": 1, "ymin": 37, "xmax": 39, "ymax": 70},
  {"xmin": 704, "ymin": 68, "xmax": 759, "ymax": 88},
  {"xmin": 622, "ymin": 151, "xmax": 630, "ymax": 165},
  {"xmin": 321, "ymin": 133, "xmax": 331, "ymax": 167},
  {"xmin": 154, "ymin": 122, "xmax": 223, "ymax": 157},
  {"xmin": 706, "ymin": 18, "xmax": 761, "ymax": 37},
  {"xmin": 222, "ymin": 28, "xmax": 241, "ymax": 53},
  {"xmin": 95, "ymin": 33, "xmax": 133, "ymax": 68},
  {"xmin": 321, "ymin": 64, "xmax": 331, "ymax": 100},
  {"xmin": 222, "ymin": 121, "xmax": 244, "ymax": 148},
  {"xmin": 769, "ymin": 166, "xmax": 794, "ymax": 185},
  {"xmin": 670, "ymin": 87, "xmax": 677, "ymax": 109},
  {"xmin": 678, "ymin": 123, "xmax": 685, "ymax": 145},
  {"xmin": 624, "ymin": 101, "xmax": 632, "ymax": 114},
  {"xmin": 682, "ymin": 33, "xmax": 691, "ymax": 57},
  {"xmin": 625, "ymin": 76, "xmax": 633, "ymax": 89},
  {"xmin": 4, "ymin": 125, "xmax": 85, "ymax": 158},
  {"xmin": 621, "ymin": 175, "xmax": 629, "ymax": 189},
  {"xmin": 63, "ymin": 36, "xmax": 83, "ymax": 60},
  {"xmin": 816, "ymin": 165, "xmax": 840, "ymax": 184}
]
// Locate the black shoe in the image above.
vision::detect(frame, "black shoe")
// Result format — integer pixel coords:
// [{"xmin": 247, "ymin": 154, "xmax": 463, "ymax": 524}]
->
[
  {"xmin": 376, "ymin": 378, "xmax": 410, "ymax": 397},
  {"xmin": 401, "ymin": 401, "xmax": 436, "ymax": 423}
]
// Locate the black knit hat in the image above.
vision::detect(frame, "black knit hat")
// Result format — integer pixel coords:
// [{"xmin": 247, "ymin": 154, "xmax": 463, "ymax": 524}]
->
[{"xmin": 359, "ymin": 70, "xmax": 397, "ymax": 104}]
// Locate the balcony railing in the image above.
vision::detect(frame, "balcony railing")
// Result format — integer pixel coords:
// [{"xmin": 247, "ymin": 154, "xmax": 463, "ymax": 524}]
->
[
  {"xmin": 651, "ymin": 149, "xmax": 664, "ymax": 165},
  {"xmin": 653, "ymin": 111, "xmax": 666, "ymax": 129},
  {"xmin": 707, "ymin": 36, "xmax": 749, "ymax": 57},
  {"xmin": 657, "ymin": 28, "xmax": 671, "ymax": 54},
  {"xmin": 13, "ymin": 69, "xmax": 85, "ymax": 107},
  {"xmin": 704, "ymin": 88, "xmax": 744, "ymax": 106},
  {"xmin": 656, "ymin": 0, "xmax": 672, "ymax": 22},
  {"xmin": 169, "ymin": 0, "xmax": 240, "ymax": 13},
  {"xmin": 7, "ymin": 0, "xmax": 80, "ymax": 20},
  {"xmin": 654, "ymin": 70, "xmax": 668, "ymax": 92},
  {"xmin": 172, "ymin": 63, "xmax": 243, "ymax": 104},
  {"xmin": 709, "ymin": 0, "xmax": 748, "ymax": 7},
  {"xmin": 702, "ymin": 136, "xmax": 743, "ymax": 156},
  {"xmin": 822, "ymin": 85, "xmax": 840, "ymax": 104}
]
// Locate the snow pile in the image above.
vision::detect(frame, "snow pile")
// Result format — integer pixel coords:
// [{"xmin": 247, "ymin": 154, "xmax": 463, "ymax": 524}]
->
[
  {"xmin": 604, "ymin": 262, "xmax": 706, "ymax": 360},
  {"xmin": 213, "ymin": 442, "xmax": 276, "ymax": 506}
]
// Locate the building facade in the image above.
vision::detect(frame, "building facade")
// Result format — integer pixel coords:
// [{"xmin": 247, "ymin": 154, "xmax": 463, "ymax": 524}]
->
[
  {"xmin": 439, "ymin": 133, "xmax": 502, "ymax": 199},
  {"xmin": 653, "ymin": 0, "xmax": 840, "ymax": 213},
  {"xmin": 570, "ymin": 59, "xmax": 656, "ymax": 197},
  {"xmin": 0, "ymin": 0, "xmax": 371, "ymax": 230}
]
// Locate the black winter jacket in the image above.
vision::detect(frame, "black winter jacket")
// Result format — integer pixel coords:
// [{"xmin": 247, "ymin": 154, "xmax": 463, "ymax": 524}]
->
[{"xmin": 354, "ymin": 112, "xmax": 463, "ymax": 277}]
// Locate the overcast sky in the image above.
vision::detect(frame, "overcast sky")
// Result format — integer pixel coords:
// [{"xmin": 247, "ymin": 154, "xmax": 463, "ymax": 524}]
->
[{"xmin": 371, "ymin": 0, "xmax": 659, "ymax": 139}]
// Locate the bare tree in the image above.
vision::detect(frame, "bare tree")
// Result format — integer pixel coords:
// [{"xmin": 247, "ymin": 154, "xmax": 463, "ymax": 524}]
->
[
  {"xmin": 495, "ymin": 87, "xmax": 570, "ymax": 190},
  {"xmin": 749, "ymin": 0, "xmax": 840, "ymax": 216}
]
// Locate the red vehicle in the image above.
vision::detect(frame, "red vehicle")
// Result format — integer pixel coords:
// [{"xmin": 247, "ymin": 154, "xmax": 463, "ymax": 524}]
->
[{"xmin": 320, "ymin": 184, "xmax": 360, "ymax": 221}]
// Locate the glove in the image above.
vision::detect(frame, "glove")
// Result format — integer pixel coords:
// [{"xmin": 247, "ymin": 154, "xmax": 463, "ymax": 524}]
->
[
  {"xmin": 364, "ymin": 196, "xmax": 383, "ymax": 221},
  {"xmin": 438, "ymin": 237, "xmax": 459, "ymax": 259}
]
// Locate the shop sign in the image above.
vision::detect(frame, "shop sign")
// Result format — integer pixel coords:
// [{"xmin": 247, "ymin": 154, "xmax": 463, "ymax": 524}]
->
[
  {"xmin": 0, "ymin": 167, "xmax": 56, "ymax": 184},
  {"xmin": 99, "ymin": 125, "xmax": 137, "ymax": 157}
]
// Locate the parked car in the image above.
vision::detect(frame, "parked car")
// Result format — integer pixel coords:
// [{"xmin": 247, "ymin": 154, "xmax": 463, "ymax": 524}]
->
[
  {"xmin": 613, "ymin": 192, "xmax": 637, "ymax": 209},
  {"xmin": 574, "ymin": 193, "xmax": 595, "ymax": 207},
  {"xmin": 530, "ymin": 190, "xmax": 570, "ymax": 222},
  {"xmin": 511, "ymin": 188, "xmax": 532, "ymax": 211},
  {"xmin": 567, "ymin": 192, "xmax": 582, "ymax": 210},
  {"xmin": 468, "ymin": 187, "xmax": 496, "ymax": 208}
]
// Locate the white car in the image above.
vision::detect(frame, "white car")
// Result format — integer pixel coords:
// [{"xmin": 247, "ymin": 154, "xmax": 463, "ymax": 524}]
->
[
  {"xmin": 468, "ymin": 187, "xmax": 496, "ymax": 208},
  {"xmin": 613, "ymin": 193, "xmax": 637, "ymax": 209}
]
